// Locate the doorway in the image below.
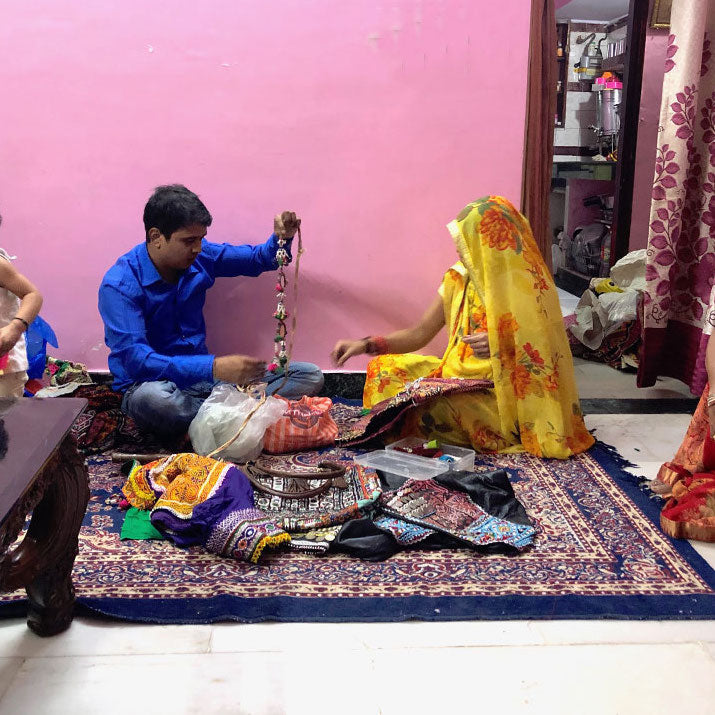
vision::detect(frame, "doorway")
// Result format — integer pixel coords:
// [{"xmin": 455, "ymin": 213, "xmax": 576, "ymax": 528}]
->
[{"xmin": 548, "ymin": 0, "xmax": 649, "ymax": 295}]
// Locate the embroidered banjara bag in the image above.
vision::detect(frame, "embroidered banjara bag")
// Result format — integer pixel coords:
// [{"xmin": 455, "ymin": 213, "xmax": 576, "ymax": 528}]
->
[{"xmin": 263, "ymin": 396, "xmax": 338, "ymax": 453}]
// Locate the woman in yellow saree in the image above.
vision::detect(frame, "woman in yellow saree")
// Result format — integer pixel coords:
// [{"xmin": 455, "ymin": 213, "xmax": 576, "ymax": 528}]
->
[{"xmin": 332, "ymin": 196, "xmax": 593, "ymax": 458}]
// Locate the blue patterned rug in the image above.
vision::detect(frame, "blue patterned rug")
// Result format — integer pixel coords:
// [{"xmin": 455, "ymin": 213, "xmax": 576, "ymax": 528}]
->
[{"xmin": 2, "ymin": 442, "xmax": 715, "ymax": 623}]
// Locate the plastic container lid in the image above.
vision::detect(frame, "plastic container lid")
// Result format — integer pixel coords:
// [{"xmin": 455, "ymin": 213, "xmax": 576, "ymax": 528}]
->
[
  {"xmin": 385, "ymin": 437, "xmax": 475, "ymax": 473},
  {"xmin": 353, "ymin": 450, "xmax": 449, "ymax": 481}
]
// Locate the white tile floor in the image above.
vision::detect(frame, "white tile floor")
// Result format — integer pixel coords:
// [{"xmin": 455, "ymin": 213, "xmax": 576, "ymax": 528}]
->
[
  {"xmin": 1, "ymin": 299, "xmax": 714, "ymax": 713},
  {"xmin": 557, "ymin": 286, "xmax": 581, "ymax": 317}
]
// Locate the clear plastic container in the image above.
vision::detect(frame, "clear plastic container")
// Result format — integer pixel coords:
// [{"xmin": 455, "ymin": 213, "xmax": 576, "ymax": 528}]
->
[
  {"xmin": 354, "ymin": 438, "xmax": 476, "ymax": 481},
  {"xmin": 385, "ymin": 437, "xmax": 475, "ymax": 473},
  {"xmin": 353, "ymin": 450, "xmax": 449, "ymax": 481}
]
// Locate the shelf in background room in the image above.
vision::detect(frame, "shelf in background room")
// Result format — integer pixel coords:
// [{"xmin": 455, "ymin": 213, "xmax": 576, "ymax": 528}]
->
[{"xmin": 602, "ymin": 54, "xmax": 626, "ymax": 72}]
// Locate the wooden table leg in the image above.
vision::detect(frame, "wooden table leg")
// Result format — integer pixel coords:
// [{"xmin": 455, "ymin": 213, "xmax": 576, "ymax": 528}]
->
[{"xmin": 0, "ymin": 437, "xmax": 89, "ymax": 636}]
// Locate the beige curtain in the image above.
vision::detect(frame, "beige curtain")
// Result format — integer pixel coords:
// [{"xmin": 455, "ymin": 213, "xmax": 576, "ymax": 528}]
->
[
  {"xmin": 638, "ymin": 0, "xmax": 715, "ymax": 392},
  {"xmin": 521, "ymin": 0, "xmax": 557, "ymax": 273}
]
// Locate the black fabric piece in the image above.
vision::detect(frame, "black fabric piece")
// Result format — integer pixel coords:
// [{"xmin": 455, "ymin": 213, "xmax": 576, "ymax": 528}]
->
[
  {"xmin": 337, "ymin": 465, "xmax": 533, "ymax": 561},
  {"xmin": 331, "ymin": 466, "xmax": 535, "ymax": 561},
  {"xmin": 377, "ymin": 470, "xmax": 410, "ymax": 491},
  {"xmin": 334, "ymin": 516, "xmax": 464, "ymax": 561},
  {"xmin": 334, "ymin": 517, "xmax": 400, "ymax": 561},
  {"xmin": 376, "ymin": 468, "xmax": 532, "ymax": 527},
  {"xmin": 435, "ymin": 469, "xmax": 532, "ymax": 527}
]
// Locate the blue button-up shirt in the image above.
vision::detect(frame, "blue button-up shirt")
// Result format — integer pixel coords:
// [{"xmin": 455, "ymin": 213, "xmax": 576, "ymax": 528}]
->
[{"xmin": 99, "ymin": 235, "xmax": 283, "ymax": 391}]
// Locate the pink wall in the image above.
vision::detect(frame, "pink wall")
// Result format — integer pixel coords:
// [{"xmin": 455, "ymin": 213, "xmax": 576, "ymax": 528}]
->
[
  {"xmin": 629, "ymin": 21, "xmax": 669, "ymax": 250},
  {"xmin": 0, "ymin": 1, "xmax": 530, "ymax": 372}
]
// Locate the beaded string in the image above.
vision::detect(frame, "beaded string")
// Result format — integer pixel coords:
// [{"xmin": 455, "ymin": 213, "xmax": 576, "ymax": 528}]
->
[
  {"xmin": 209, "ymin": 225, "xmax": 303, "ymax": 460},
  {"xmin": 268, "ymin": 236, "xmax": 289, "ymax": 374},
  {"xmin": 268, "ymin": 225, "xmax": 303, "ymax": 379}
]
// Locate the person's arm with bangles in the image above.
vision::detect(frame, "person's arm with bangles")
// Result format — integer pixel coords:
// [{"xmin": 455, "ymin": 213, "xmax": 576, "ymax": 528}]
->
[
  {"xmin": 0, "ymin": 258, "xmax": 42, "ymax": 358},
  {"xmin": 330, "ymin": 296, "xmax": 490, "ymax": 366}
]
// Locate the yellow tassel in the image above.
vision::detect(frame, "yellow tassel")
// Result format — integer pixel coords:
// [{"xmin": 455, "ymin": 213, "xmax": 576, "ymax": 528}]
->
[{"xmin": 250, "ymin": 531, "xmax": 291, "ymax": 563}]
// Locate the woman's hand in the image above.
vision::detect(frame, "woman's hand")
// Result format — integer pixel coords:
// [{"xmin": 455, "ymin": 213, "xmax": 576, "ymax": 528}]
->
[
  {"xmin": 0, "ymin": 321, "xmax": 23, "ymax": 356},
  {"xmin": 331, "ymin": 339, "xmax": 367, "ymax": 367},
  {"xmin": 461, "ymin": 332, "xmax": 490, "ymax": 358}
]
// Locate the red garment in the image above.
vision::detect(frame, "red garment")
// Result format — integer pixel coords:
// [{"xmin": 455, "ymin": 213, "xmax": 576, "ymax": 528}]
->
[{"xmin": 659, "ymin": 389, "xmax": 715, "ymax": 541}]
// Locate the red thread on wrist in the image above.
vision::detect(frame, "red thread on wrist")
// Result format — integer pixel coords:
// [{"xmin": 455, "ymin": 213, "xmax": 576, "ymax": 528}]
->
[{"xmin": 366, "ymin": 335, "xmax": 388, "ymax": 355}]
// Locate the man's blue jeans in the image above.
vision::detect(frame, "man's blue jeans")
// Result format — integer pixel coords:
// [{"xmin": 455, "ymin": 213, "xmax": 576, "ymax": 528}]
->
[{"xmin": 121, "ymin": 362, "xmax": 324, "ymax": 439}]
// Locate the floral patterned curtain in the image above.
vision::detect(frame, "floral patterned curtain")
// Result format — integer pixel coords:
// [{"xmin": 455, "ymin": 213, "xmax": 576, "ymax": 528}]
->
[{"xmin": 638, "ymin": 0, "xmax": 715, "ymax": 394}]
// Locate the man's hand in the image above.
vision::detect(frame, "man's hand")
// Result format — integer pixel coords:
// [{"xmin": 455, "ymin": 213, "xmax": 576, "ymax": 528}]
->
[
  {"xmin": 331, "ymin": 339, "xmax": 367, "ymax": 367},
  {"xmin": 274, "ymin": 211, "xmax": 301, "ymax": 239},
  {"xmin": 461, "ymin": 332, "xmax": 490, "ymax": 358},
  {"xmin": 213, "ymin": 355, "xmax": 267, "ymax": 385},
  {"xmin": 0, "ymin": 322, "xmax": 23, "ymax": 356}
]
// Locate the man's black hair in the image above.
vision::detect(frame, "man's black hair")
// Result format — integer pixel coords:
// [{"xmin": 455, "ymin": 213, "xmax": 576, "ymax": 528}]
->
[{"xmin": 143, "ymin": 184, "xmax": 212, "ymax": 241}]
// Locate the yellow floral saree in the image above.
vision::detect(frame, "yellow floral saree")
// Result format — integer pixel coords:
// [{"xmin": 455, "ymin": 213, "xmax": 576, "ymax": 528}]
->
[{"xmin": 364, "ymin": 196, "xmax": 593, "ymax": 458}]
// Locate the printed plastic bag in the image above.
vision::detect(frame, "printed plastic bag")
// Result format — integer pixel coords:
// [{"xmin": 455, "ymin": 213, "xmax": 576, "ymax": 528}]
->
[
  {"xmin": 189, "ymin": 383, "xmax": 287, "ymax": 461},
  {"xmin": 263, "ymin": 396, "xmax": 338, "ymax": 453}
]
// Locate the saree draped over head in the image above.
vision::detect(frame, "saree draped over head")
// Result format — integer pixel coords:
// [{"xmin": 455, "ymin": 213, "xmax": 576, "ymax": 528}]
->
[
  {"xmin": 122, "ymin": 453, "xmax": 290, "ymax": 563},
  {"xmin": 363, "ymin": 196, "xmax": 593, "ymax": 458}
]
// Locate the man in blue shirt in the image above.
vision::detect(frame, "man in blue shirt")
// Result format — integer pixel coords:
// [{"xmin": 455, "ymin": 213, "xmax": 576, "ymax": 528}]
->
[{"xmin": 99, "ymin": 184, "xmax": 323, "ymax": 439}]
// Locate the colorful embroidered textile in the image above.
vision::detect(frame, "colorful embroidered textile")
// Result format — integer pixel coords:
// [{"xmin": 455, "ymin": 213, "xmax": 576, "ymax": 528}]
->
[
  {"xmin": 287, "ymin": 525, "xmax": 342, "ymax": 554},
  {"xmin": 656, "ymin": 386, "xmax": 715, "ymax": 541},
  {"xmin": 60, "ymin": 384, "xmax": 167, "ymax": 455},
  {"xmin": 122, "ymin": 453, "xmax": 289, "ymax": 563},
  {"xmin": 373, "ymin": 515, "xmax": 434, "ymax": 546},
  {"xmin": 5, "ymin": 443, "xmax": 714, "ymax": 623},
  {"xmin": 363, "ymin": 196, "xmax": 593, "ymax": 458},
  {"xmin": 243, "ymin": 448, "xmax": 382, "ymax": 539},
  {"xmin": 379, "ymin": 479, "xmax": 535, "ymax": 551},
  {"xmin": 338, "ymin": 377, "xmax": 492, "ymax": 447},
  {"xmin": 45, "ymin": 356, "xmax": 92, "ymax": 387}
]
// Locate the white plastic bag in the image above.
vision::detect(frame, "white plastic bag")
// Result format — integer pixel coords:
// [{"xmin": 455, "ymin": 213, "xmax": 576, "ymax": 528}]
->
[
  {"xmin": 189, "ymin": 383, "xmax": 287, "ymax": 461},
  {"xmin": 599, "ymin": 290, "xmax": 638, "ymax": 327},
  {"xmin": 569, "ymin": 290, "xmax": 639, "ymax": 350},
  {"xmin": 610, "ymin": 249, "xmax": 646, "ymax": 291}
]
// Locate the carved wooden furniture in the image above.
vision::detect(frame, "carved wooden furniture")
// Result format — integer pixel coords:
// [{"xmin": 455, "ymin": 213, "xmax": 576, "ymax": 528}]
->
[{"xmin": 0, "ymin": 398, "xmax": 89, "ymax": 636}]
